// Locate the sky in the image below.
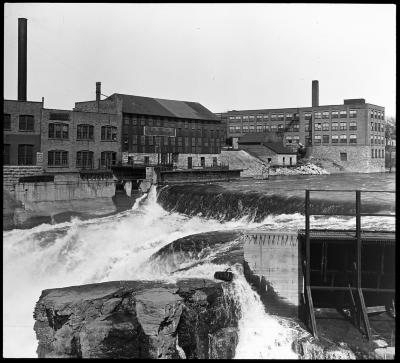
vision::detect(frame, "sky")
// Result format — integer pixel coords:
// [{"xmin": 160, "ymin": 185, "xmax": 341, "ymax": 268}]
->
[{"xmin": 4, "ymin": 3, "xmax": 396, "ymax": 117}]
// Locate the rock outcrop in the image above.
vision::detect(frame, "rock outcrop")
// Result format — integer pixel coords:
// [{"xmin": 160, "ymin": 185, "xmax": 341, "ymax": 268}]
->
[{"xmin": 34, "ymin": 279, "xmax": 239, "ymax": 358}]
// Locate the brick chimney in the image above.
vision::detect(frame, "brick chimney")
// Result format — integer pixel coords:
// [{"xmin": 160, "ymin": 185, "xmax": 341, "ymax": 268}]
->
[
  {"xmin": 18, "ymin": 18, "xmax": 27, "ymax": 101},
  {"xmin": 312, "ymin": 80, "xmax": 319, "ymax": 107}
]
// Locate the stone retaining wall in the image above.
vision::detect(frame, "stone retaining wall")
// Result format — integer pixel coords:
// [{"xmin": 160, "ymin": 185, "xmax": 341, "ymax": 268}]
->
[{"xmin": 3, "ymin": 166, "xmax": 44, "ymax": 191}]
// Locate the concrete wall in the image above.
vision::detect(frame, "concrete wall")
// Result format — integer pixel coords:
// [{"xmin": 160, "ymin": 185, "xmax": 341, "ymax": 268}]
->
[
  {"xmin": 243, "ymin": 231, "xmax": 302, "ymax": 316},
  {"xmin": 159, "ymin": 169, "xmax": 241, "ymax": 184},
  {"xmin": 239, "ymin": 144, "xmax": 297, "ymax": 166},
  {"xmin": 14, "ymin": 180, "xmax": 116, "ymax": 203},
  {"xmin": 311, "ymin": 145, "xmax": 385, "ymax": 173},
  {"xmin": 3, "ymin": 165, "xmax": 44, "ymax": 191}
]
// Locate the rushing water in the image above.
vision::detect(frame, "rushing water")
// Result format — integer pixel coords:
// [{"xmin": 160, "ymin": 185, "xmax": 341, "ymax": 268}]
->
[{"xmin": 2, "ymin": 173, "xmax": 395, "ymax": 358}]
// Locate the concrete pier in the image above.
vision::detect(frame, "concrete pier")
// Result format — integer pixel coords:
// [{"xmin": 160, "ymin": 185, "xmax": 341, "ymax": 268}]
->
[{"xmin": 243, "ymin": 231, "xmax": 303, "ymax": 317}]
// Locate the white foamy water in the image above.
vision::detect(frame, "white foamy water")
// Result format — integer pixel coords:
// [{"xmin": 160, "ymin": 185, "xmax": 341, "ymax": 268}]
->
[{"xmin": 2, "ymin": 186, "xmax": 394, "ymax": 358}]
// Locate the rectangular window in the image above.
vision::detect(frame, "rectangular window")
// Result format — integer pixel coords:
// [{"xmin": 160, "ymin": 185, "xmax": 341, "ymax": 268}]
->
[
  {"xmin": 293, "ymin": 136, "xmax": 300, "ymax": 143},
  {"xmin": 243, "ymin": 116, "xmax": 249, "ymax": 121},
  {"xmin": 286, "ymin": 113, "xmax": 293, "ymax": 121},
  {"xmin": 256, "ymin": 115, "xmax": 263, "ymax": 120},
  {"xmin": 322, "ymin": 135, "xmax": 330, "ymax": 144},
  {"xmin": 235, "ymin": 126, "xmax": 241, "ymax": 133},
  {"xmin": 331, "ymin": 111, "xmax": 339, "ymax": 119},
  {"xmin": 340, "ymin": 152, "xmax": 347, "ymax": 161},
  {"xmin": 229, "ymin": 126, "xmax": 235, "ymax": 133},
  {"xmin": 19, "ymin": 115, "xmax": 34, "ymax": 131},
  {"xmin": 314, "ymin": 135, "xmax": 322, "ymax": 144},
  {"xmin": 331, "ymin": 122, "xmax": 339, "ymax": 131},
  {"xmin": 76, "ymin": 151, "xmax": 94, "ymax": 169},
  {"xmin": 3, "ymin": 144, "xmax": 10, "ymax": 165},
  {"xmin": 286, "ymin": 136, "xmax": 292, "ymax": 143},
  {"xmin": 278, "ymin": 124, "xmax": 284, "ymax": 131},
  {"xmin": 305, "ymin": 124, "xmax": 310, "ymax": 132},
  {"xmin": 77, "ymin": 125, "xmax": 94, "ymax": 140},
  {"xmin": 249, "ymin": 116, "xmax": 255, "ymax": 120},
  {"xmin": 277, "ymin": 114, "xmax": 284, "ymax": 121},
  {"xmin": 18, "ymin": 144, "xmax": 34, "ymax": 165},
  {"xmin": 314, "ymin": 123, "xmax": 322, "ymax": 131},
  {"xmin": 375, "ymin": 149, "xmax": 378, "ymax": 158},
  {"xmin": 49, "ymin": 123, "xmax": 69, "ymax": 139},
  {"xmin": 332, "ymin": 135, "xmax": 339, "ymax": 144},
  {"xmin": 271, "ymin": 114, "xmax": 277, "ymax": 121},
  {"xmin": 371, "ymin": 136, "xmax": 374, "ymax": 145},
  {"xmin": 322, "ymin": 111, "xmax": 330, "ymax": 119},
  {"xmin": 4, "ymin": 114, "xmax": 11, "ymax": 130},
  {"xmin": 48, "ymin": 150, "xmax": 68, "ymax": 167},
  {"xmin": 132, "ymin": 135, "xmax": 138, "ymax": 145},
  {"xmin": 148, "ymin": 136, "xmax": 154, "ymax": 145},
  {"xmin": 349, "ymin": 121, "xmax": 357, "ymax": 130},
  {"xmin": 271, "ymin": 125, "xmax": 277, "ymax": 131},
  {"xmin": 265, "ymin": 125, "xmax": 270, "ymax": 131},
  {"xmin": 349, "ymin": 110, "xmax": 357, "ymax": 118},
  {"xmin": 293, "ymin": 123, "xmax": 300, "ymax": 131},
  {"xmin": 340, "ymin": 110, "xmax": 347, "ymax": 118},
  {"xmin": 256, "ymin": 125, "xmax": 263, "ymax": 132},
  {"xmin": 304, "ymin": 112, "xmax": 312, "ymax": 120},
  {"xmin": 371, "ymin": 149, "xmax": 374, "ymax": 158},
  {"xmin": 243, "ymin": 125, "xmax": 249, "ymax": 133},
  {"xmin": 370, "ymin": 110, "xmax": 374, "ymax": 118},
  {"xmin": 314, "ymin": 112, "xmax": 322, "ymax": 119},
  {"xmin": 249, "ymin": 125, "xmax": 255, "ymax": 133},
  {"xmin": 349, "ymin": 134, "xmax": 357, "ymax": 144},
  {"xmin": 101, "ymin": 126, "xmax": 117, "ymax": 141},
  {"xmin": 100, "ymin": 151, "xmax": 117, "ymax": 168},
  {"xmin": 340, "ymin": 122, "xmax": 347, "ymax": 130},
  {"xmin": 322, "ymin": 122, "xmax": 329, "ymax": 131},
  {"xmin": 340, "ymin": 134, "xmax": 347, "ymax": 143}
]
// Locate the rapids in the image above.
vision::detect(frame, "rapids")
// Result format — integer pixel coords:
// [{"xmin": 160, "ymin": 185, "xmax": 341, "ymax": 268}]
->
[{"xmin": 3, "ymin": 174, "xmax": 395, "ymax": 358}]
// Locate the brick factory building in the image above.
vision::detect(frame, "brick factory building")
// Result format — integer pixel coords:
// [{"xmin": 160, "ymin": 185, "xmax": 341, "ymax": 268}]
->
[
  {"xmin": 74, "ymin": 86, "xmax": 225, "ymax": 169},
  {"xmin": 221, "ymin": 81, "xmax": 386, "ymax": 172},
  {"xmin": 40, "ymin": 107, "xmax": 121, "ymax": 173},
  {"xmin": 3, "ymin": 99, "xmax": 43, "ymax": 166}
]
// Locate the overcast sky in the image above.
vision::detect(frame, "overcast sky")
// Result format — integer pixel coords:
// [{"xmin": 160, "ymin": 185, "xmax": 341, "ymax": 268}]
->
[{"xmin": 4, "ymin": 3, "xmax": 396, "ymax": 117}]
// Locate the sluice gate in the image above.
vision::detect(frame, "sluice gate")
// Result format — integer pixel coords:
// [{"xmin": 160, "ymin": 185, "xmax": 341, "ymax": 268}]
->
[{"xmin": 243, "ymin": 189, "xmax": 395, "ymax": 340}]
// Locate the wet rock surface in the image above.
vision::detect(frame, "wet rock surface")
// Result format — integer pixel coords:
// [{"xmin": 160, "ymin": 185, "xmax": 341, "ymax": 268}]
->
[{"xmin": 34, "ymin": 279, "xmax": 239, "ymax": 358}]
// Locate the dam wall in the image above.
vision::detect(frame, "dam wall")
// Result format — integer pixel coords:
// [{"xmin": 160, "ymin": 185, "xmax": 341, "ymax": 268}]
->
[
  {"xmin": 14, "ymin": 180, "xmax": 116, "ymax": 203},
  {"xmin": 243, "ymin": 231, "xmax": 303, "ymax": 317}
]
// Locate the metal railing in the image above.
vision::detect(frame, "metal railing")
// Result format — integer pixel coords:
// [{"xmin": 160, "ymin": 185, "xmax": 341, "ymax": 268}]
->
[{"xmin": 303, "ymin": 189, "xmax": 395, "ymax": 340}]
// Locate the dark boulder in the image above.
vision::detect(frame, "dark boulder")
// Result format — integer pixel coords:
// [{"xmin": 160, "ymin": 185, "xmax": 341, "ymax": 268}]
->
[{"xmin": 34, "ymin": 279, "xmax": 239, "ymax": 358}]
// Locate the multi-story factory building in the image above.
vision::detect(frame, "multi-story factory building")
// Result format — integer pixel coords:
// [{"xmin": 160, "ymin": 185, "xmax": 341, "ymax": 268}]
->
[
  {"xmin": 221, "ymin": 81, "xmax": 386, "ymax": 172},
  {"xmin": 40, "ymin": 107, "xmax": 121, "ymax": 173},
  {"xmin": 3, "ymin": 99, "xmax": 43, "ymax": 166},
  {"xmin": 74, "ymin": 85, "xmax": 225, "ymax": 169}
]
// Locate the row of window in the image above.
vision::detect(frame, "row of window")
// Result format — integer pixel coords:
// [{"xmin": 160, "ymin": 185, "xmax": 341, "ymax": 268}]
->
[
  {"xmin": 370, "ymin": 110, "xmax": 385, "ymax": 120},
  {"xmin": 371, "ymin": 149, "xmax": 385, "ymax": 159},
  {"xmin": 228, "ymin": 109, "xmax": 362, "ymax": 121},
  {"xmin": 48, "ymin": 124, "xmax": 117, "ymax": 141},
  {"xmin": 47, "ymin": 150, "xmax": 117, "ymax": 168},
  {"xmin": 3, "ymin": 114, "xmax": 35, "ymax": 131},
  {"xmin": 370, "ymin": 122, "xmax": 385, "ymax": 132},
  {"xmin": 371, "ymin": 135, "xmax": 386, "ymax": 145},
  {"xmin": 123, "ymin": 115, "xmax": 222, "ymax": 130},
  {"xmin": 3, "ymin": 144, "xmax": 34, "ymax": 165},
  {"xmin": 305, "ymin": 134, "xmax": 358, "ymax": 144},
  {"xmin": 229, "ymin": 121, "xmax": 361, "ymax": 133}
]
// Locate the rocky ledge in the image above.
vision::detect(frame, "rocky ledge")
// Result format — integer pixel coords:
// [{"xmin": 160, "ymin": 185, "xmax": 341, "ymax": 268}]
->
[{"xmin": 33, "ymin": 279, "xmax": 239, "ymax": 359}]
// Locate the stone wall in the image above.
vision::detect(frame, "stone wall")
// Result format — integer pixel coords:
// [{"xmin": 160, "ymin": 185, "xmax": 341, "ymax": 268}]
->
[
  {"xmin": 311, "ymin": 145, "xmax": 385, "ymax": 173},
  {"xmin": 3, "ymin": 165, "xmax": 44, "ymax": 191}
]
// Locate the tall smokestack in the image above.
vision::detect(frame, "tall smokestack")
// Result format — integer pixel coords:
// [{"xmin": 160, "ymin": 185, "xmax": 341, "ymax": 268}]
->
[
  {"xmin": 18, "ymin": 18, "xmax": 28, "ymax": 101},
  {"xmin": 312, "ymin": 80, "xmax": 319, "ymax": 107},
  {"xmin": 96, "ymin": 82, "xmax": 101, "ymax": 102}
]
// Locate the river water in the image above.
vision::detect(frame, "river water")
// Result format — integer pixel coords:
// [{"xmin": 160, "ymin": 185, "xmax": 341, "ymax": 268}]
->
[{"xmin": 2, "ymin": 173, "xmax": 395, "ymax": 358}]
